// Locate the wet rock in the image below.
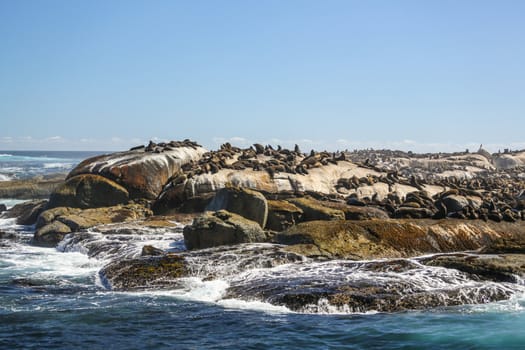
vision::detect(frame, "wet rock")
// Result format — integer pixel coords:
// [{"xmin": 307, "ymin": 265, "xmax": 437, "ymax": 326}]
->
[
  {"xmin": 5, "ymin": 199, "xmax": 48, "ymax": 225},
  {"xmin": 48, "ymin": 174, "xmax": 129, "ymax": 209},
  {"xmin": 183, "ymin": 210, "xmax": 266, "ymax": 250},
  {"xmin": 225, "ymin": 258, "xmax": 517, "ymax": 313},
  {"xmin": 141, "ymin": 245, "xmax": 164, "ymax": 256},
  {"xmin": 266, "ymin": 200, "xmax": 303, "ymax": 231},
  {"xmin": 0, "ymin": 204, "xmax": 6, "ymax": 213},
  {"xmin": 481, "ymin": 236, "xmax": 525, "ymax": 254},
  {"xmin": 206, "ymin": 187, "xmax": 268, "ymax": 228},
  {"xmin": 33, "ymin": 221, "xmax": 72, "ymax": 247},
  {"xmin": 422, "ymin": 254, "xmax": 525, "ymax": 283},
  {"xmin": 100, "ymin": 254, "xmax": 188, "ymax": 290},
  {"xmin": 287, "ymin": 197, "xmax": 345, "ymax": 222}
]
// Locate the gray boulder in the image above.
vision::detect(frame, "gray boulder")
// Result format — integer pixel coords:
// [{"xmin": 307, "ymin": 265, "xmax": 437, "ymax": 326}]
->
[
  {"xmin": 183, "ymin": 210, "xmax": 266, "ymax": 250},
  {"xmin": 206, "ymin": 187, "xmax": 268, "ymax": 228}
]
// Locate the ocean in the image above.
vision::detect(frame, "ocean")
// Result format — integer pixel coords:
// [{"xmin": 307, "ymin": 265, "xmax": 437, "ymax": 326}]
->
[{"xmin": 1, "ymin": 151, "xmax": 525, "ymax": 349}]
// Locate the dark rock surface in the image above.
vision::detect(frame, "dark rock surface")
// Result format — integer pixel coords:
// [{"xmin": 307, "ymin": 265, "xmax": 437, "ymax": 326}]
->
[
  {"xmin": 100, "ymin": 254, "xmax": 188, "ymax": 290},
  {"xmin": 48, "ymin": 174, "xmax": 129, "ymax": 209},
  {"xmin": 422, "ymin": 253, "xmax": 525, "ymax": 283},
  {"xmin": 4, "ymin": 199, "xmax": 48, "ymax": 225},
  {"xmin": 266, "ymin": 200, "xmax": 303, "ymax": 231},
  {"xmin": 183, "ymin": 210, "xmax": 266, "ymax": 250}
]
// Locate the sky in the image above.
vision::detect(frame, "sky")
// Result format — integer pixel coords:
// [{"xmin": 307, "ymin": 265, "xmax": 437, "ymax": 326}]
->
[{"xmin": 1, "ymin": 0, "xmax": 524, "ymax": 152}]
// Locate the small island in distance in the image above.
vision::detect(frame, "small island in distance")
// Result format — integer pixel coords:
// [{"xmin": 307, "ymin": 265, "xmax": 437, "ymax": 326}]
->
[{"xmin": 2, "ymin": 139, "xmax": 525, "ymax": 313}]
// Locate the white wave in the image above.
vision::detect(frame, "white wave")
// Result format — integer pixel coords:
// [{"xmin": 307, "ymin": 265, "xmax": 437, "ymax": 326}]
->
[
  {"xmin": 0, "ymin": 174, "xmax": 11, "ymax": 181},
  {"xmin": 130, "ymin": 277, "xmax": 229, "ymax": 303},
  {"xmin": 0, "ymin": 167, "xmax": 23, "ymax": 173},
  {"xmin": 127, "ymin": 277, "xmax": 292, "ymax": 314},
  {"xmin": 0, "ymin": 217, "xmax": 18, "ymax": 229},
  {"xmin": 462, "ymin": 292, "xmax": 525, "ymax": 314},
  {"xmin": 217, "ymin": 298, "xmax": 292, "ymax": 314},
  {"xmin": 0, "ymin": 199, "xmax": 27, "ymax": 210},
  {"xmin": 43, "ymin": 162, "xmax": 74, "ymax": 169},
  {"xmin": 0, "ymin": 153, "xmax": 13, "ymax": 157},
  {"xmin": 1, "ymin": 243, "xmax": 103, "ymax": 278},
  {"xmin": 176, "ymin": 277, "xmax": 229, "ymax": 302},
  {"xmin": 300, "ymin": 298, "xmax": 380, "ymax": 315}
]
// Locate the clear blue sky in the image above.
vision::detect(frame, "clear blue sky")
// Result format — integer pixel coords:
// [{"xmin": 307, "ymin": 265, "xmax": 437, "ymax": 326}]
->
[{"xmin": 1, "ymin": 0, "xmax": 524, "ymax": 152}]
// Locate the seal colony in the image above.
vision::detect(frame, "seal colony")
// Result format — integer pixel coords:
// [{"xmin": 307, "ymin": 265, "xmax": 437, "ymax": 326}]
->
[{"xmin": 3, "ymin": 139, "xmax": 525, "ymax": 312}]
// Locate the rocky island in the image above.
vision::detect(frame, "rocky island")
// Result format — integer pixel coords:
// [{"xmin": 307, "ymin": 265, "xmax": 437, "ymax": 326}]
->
[{"xmin": 3, "ymin": 139, "xmax": 525, "ymax": 313}]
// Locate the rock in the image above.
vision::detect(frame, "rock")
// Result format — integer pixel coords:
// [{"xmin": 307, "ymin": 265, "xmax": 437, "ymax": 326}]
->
[
  {"xmin": 32, "ymin": 204, "xmax": 153, "ymax": 246},
  {"xmin": 141, "ymin": 245, "xmax": 164, "ymax": 256},
  {"xmin": 480, "ymin": 236, "xmax": 525, "ymax": 254},
  {"xmin": 68, "ymin": 144, "xmax": 206, "ymax": 199},
  {"xmin": 100, "ymin": 254, "xmax": 187, "ymax": 290},
  {"xmin": 0, "ymin": 204, "xmax": 6, "ymax": 213},
  {"xmin": 266, "ymin": 200, "xmax": 303, "ymax": 231},
  {"xmin": 33, "ymin": 221, "xmax": 72, "ymax": 247},
  {"xmin": 205, "ymin": 187, "xmax": 268, "ymax": 228},
  {"xmin": 287, "ymin": 197, "xmax": 345, "ymax": 222},
  {"xmin": 441, "ymin": 195, "xmax": 470, "ymax": 213},
  {"xmin": 0, "ymin": 174, "xmax": 66, "ymax": 199},
  {"xmin": 48, "ymin": 174, "xmax": 129, "ymax": 209},
  {"xmin": 183, "ymin": 210, "xmax": 266, "ymax": 250},
  {"xmin": 225, "ymin": 257, "xmax": 516, "ymax": 313},
  {"xmin": 5, "ymin": 200, "xmax": 48, "ymax": 225},
  {"xmin": 151, "ymin": 183, "xmax": 187, "ymax": 214},
  {"xmin": 275, "ymin": 219, "xmax": 525, "ymax": 260},
  {"xmin": 423, "ymin": 254, "xmax": 525, "ymax": 283}
]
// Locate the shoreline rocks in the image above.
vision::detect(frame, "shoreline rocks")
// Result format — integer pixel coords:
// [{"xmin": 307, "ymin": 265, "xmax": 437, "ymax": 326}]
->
[
  {"xmin": 0, "ymin": 173, "xmax": 66, "ymax": 199},
  {"xmin": 4, "ymin": 140, "xmax": 525, "ymax": 313}
]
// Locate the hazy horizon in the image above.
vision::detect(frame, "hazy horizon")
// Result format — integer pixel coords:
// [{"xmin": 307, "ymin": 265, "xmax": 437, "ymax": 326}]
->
[{"xmin": 2, "ymin": 1, "xmax": 524, "ymax": 153}]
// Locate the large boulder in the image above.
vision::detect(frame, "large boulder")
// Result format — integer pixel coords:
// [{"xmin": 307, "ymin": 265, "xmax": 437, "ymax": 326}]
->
[
  {"xmin": 266, "ymin": 200, "xmax": 303, "ymax": 231},
  {"xmin": 183, "ymin": 210, "xmax": 266, "ymax": 250},
  {"xmin": 4, "ymin": 200, "xmax": 48, "ymax": 225},
  {"xmin": 33, "ymin": 204, "xmax": 153, "ymax": 246},
  {"xmin": 205, "ymin": 187, "xmax": 268, "ymax": 228},
  {"xmin": 48, "ymin": 174, "xmax": 129, "ymax": 209},
  {"xmin": 68, "ymin": 142, "xmax": 206, "ymax": 200},
  {"xmin": 276, "ymin": 219, "xmax": 525, "ymax": 260}
]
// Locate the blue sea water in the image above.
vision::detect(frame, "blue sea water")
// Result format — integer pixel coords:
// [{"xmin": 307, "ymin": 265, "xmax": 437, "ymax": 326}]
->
[
  {"xmin": 1, "ymin": 151, "xmax": 525, "ymax": 349},
  {"xmin": 0, "ymin": 150, "xmax": 102, "ymax": 181}
]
